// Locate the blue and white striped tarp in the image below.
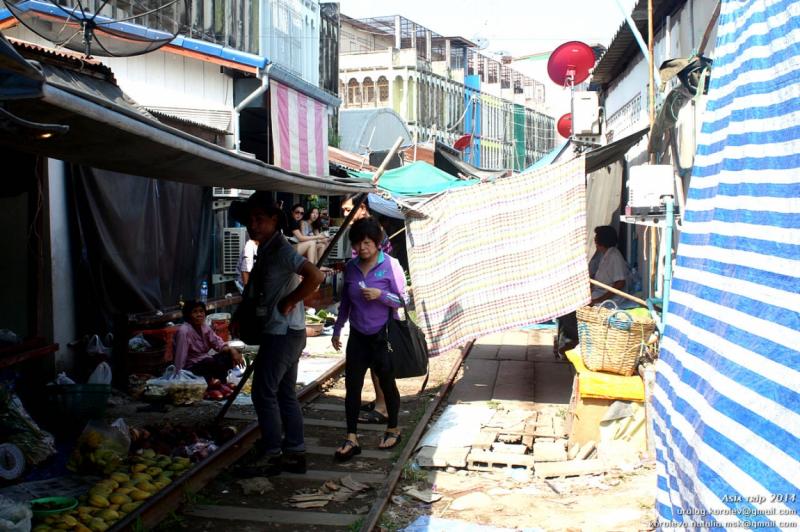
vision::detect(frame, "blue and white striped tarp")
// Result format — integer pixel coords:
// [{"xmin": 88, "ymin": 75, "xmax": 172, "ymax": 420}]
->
[{"xmin": 653, "ymin": 1, "xmax": 800, "ymax": 529}]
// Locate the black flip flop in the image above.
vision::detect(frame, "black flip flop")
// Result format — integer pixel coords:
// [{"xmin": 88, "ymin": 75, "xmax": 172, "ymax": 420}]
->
[
  {"xmin": 358, "ymin": 409, "xmax": 388, "ymax": 424},
  {"xmin": 334, "ymin": 439, "xmax": 361, "ymax": 462},
  {"xmin": 359, "ymin": 400, "xmax": 376, "ymax": 412},
  {"xmin": 379, "ymin": 431, "xmax": 402, "ymax": 450}
]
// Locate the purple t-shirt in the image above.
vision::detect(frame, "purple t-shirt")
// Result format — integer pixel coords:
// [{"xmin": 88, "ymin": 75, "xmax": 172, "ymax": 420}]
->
[{"xmin": 333, "ymin": 252, "xmax": 406, "ymax": 336}]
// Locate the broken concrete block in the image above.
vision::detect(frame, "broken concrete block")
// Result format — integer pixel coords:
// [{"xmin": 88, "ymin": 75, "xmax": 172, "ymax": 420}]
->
[
  {"xmin": 471, "ymin": 431, "xmax": 498, "ymax": 449},
  {"xmin": 416, "ymin": 446, "xmax": 470, "ymax": 468},
  {"xmin": 533, "ymin": 441, "xmax": 568, "ymax": 462},
  {"xmin": 497, "ymin": 433, "xmax": 523, "ymax": 444},
  {"xmin": 534, "ymin": 459, "xmax": 609, "ymax": 478},
  {"xmin": 491, "ymin": 442, "xmax": 528, "ymax": 455},
  {"xmin": 577, "ymin": 440, "xmax": 597, "ymax": 460},
  {"xmin": 467, "ymin": 449, "xmax": 535, "ymax": 472},
  {"xmin": 567, "ymin": 443, "xmax": 581, "ymax": 460}
]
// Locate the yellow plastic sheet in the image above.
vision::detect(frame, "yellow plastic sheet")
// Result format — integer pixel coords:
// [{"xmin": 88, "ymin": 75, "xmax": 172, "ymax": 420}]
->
[{"xmin": 566, "ymin": 349, "xmax": 645, "ymax": 401}]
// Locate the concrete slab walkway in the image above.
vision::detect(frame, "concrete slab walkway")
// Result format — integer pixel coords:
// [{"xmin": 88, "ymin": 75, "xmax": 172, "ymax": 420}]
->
[{"xmin": 448, "ymin": 328, "xmax": 573, "ymax": 408}]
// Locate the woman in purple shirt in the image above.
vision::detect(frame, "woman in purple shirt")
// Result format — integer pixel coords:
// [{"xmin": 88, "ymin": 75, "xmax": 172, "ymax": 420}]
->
[{"xmin": 332, "ymin": 217, "xmax": 406, "ymax": 461}]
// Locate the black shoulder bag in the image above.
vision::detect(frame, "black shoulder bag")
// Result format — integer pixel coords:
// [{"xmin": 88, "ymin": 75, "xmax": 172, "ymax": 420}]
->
[
  {"xmin": 233, "ymin": 234, "xmax": 282, "ymax": 345},
  {"xmin": 384, "ymin": 262, "xmax": 430, "ymax": 389}
]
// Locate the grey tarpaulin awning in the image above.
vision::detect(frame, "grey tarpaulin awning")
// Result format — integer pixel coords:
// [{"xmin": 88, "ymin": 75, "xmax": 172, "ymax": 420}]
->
[
  {"xmin": 0, "ymin": 60, "xmax": 370, "ymax": 195},
  {"xmin": 585, "ymin": 127, "xmax": 649, "ymax": 174},
  {"xmin": 434, "ymin": 141, "xmax": 508, "ymax": 180}
]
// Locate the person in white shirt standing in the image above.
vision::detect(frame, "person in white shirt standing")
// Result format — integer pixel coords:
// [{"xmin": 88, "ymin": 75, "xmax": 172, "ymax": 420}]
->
[{"xmin": 236, "ymin": 237, "xmax": 259, "ymax": 293}]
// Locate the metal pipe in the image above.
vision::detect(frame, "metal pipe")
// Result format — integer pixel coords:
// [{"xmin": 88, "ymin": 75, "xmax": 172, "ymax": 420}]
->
[
  {"xmin": 659, "ymin": 196, "xmax": 675, "ymax": 332},
  {"xmin": 233, "ymin": 63, "xmax": 274, "ymax": 151},
  {"xmin": 648, "ymin": 0, "xmax": 655, "ymax": 133},
  {"xmin": 612, "ymin": 0, "xmax": 661, "ymax": 87}
]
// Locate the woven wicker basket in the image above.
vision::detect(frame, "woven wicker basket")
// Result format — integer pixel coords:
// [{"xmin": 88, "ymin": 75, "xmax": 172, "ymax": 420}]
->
[{"xmin": 576, "ymin": 302, "xmax": 656, "ymax": 376}]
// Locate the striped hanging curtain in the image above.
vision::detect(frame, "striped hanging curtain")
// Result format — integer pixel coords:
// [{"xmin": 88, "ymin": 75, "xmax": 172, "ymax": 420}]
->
[
  {"xmin": 653, "ymin": 0, "xmax": 800, "ymax": 528},
  {"xmin": 270, "ymin": 80, "xmax": 329, "ymax": 178}
]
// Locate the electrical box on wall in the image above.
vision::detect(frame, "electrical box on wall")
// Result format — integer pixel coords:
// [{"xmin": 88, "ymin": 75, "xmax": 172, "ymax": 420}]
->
[
  {"xmin": 627, "ymin": 165, "xmax": 675, "ymax": 215},
  {"xmin": 572, "ymin": 91, "xmax": 601, "ymax": 137}
]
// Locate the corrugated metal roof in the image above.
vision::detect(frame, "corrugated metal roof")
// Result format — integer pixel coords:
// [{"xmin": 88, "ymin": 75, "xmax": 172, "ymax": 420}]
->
[
  {"xmin": 7, "ymin": 36, "xmax": 115, "ymax": 82},
  {"xmin": 591, "ymin": 0, "xmax": 686, "ymax": 87}
]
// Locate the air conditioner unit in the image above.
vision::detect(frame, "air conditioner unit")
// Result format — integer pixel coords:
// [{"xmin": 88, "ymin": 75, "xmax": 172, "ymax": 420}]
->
[
  {"xmin": 222, "ymin": 227, "xmax": 248, "ymax": 275},
  {"xmin": 627, "ymin": 165, "xmax": 674, "ymax": 215},
  {"xmin": 213, "ymin": 188, "xmax": 255, "ymax": 199},
  {"xmin": 327, "ymin": 226, "xmax": 351, "ymax": 260}
]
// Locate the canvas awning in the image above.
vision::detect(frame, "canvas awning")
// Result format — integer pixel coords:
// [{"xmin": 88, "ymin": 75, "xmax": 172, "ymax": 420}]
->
[
  {"xmin": 584, "ymin": 127, "xmax": 649, "ymax": 173},
  {"xmin": 350, "ymin": 161, "xmax": 478, "ymax": 196},
  {"xmin": 0, "ymin": 43, "xmax": 369, "ymax": 195},
  {"xmin": 434, "ymin": 141, "xmax": 509, "ymax": 180},
  {"xmin": 521, "ymin": 127, "xmax": 649, "ymax": 175}
]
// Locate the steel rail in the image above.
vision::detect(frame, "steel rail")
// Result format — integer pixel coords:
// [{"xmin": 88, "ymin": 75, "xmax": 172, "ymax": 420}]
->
[
  {"xmin": 112, "ymin": 357, "xmax": 346, "ymax": 532},
  {"xmin": 360, "ymin": 340, "xmax": 476, "ymax": 532}
]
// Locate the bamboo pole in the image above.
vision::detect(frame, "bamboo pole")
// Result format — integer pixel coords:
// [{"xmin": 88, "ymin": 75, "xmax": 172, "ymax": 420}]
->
[
  {"xmin": 589, "ymin": 279, "xmax": 648, "ymax": 307},
  {"xmin": 372, "ymin": 136, "xmax": 404, "ymax": 186}
]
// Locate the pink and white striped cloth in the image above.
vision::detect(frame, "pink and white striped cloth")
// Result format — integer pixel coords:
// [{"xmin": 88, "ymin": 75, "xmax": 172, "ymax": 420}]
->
[{"xmin": 270, "ymin": 80, "xmax": 329, "ymax": 178}]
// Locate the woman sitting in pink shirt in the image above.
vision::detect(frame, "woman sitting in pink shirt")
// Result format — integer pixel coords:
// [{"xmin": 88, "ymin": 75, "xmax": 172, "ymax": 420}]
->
[{"xmin": 172, "ymin": 300, "xmax": 243, "ymax": 382}]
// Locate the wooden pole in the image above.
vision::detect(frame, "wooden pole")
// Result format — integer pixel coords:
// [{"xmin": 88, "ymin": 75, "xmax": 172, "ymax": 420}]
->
[
  {"xmin": 589, "ymin": 279, "xmax": 648, "ymax": 307},
  {"xmin": 372, "ymin": 136, "xmax": 404, "ymax": 186}
]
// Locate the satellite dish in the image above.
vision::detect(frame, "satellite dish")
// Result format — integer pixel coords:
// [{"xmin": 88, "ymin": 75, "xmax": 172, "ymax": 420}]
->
[
  {"xmin": 4, "ymin": 0, "xmax": 189, "ymax": 58},
  {"xmin": 547, "ymin": 41, "xmax": 595, "ymax": 86},
  {"xmin": 453, "ymin": 134, "xmax": 472, "ymax": 151},
  {"xmin": 557, "ymin": 113, "xmax": 572, "ymax": 138}
]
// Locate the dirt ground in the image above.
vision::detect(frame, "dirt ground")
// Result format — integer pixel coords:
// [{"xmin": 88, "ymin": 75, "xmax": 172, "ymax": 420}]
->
[
  {"xmin": 382, "ymin": 462, "xmax": 656, "ymax": 531},
  {"xmin": 379, "ymin": 330, "xmax": 658, "ymax": 532}
]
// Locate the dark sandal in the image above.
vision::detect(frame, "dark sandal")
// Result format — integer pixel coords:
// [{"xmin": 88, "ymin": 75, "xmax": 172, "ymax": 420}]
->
[
  {"xmin": 334, "ymin": 440, "xmax": 361, "ymax": 462},
  {"xmin": 379, "ymin": 431, "xmax": 402, "ymax": 450},
  {"xmin": 358, "ymin": 409, "xmax": 388, "ymax": 424},
  {"xmin": 360, "ymin": 400, "xmax": 376, "ymax": 412}
]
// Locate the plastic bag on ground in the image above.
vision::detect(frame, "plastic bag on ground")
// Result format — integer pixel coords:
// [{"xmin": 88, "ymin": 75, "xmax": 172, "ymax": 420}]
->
[
  {"xmin": 86, "ymin": 334, "xmax": 111, "ymax": 357},
  {"xmin": 227, "ymin": 366, "xmax": 245, "ymax": 386},
  {"xmin": 67, "ymin": 418, "xmax": 131, "ymax": 475},
  {"xmin": 0, "ymin": 495, "xmax": 32, "ymax": 532},
  {"xmin": 145, "ymin": 366, "xmax": 206, "ymax": 405},
  {"xmin": 53, "ymin": 372, "xmax": 76, "ymax": 385},
  {"xmin": 128, "ymin": 334, "xmax": 152, "ymax": 352},
  {"xmin": 87, "ymin": 362, "xmax": 113, "ymax": 385},
  {"xmin": 0, "ymin": 388, "xmax": 56, "ymax": 466}
]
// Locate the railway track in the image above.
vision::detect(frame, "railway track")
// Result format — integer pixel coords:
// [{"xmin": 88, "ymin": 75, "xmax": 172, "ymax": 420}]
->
[{"xmin": 112, "ymin": 341, "xmax": 473, "ymax": 532}]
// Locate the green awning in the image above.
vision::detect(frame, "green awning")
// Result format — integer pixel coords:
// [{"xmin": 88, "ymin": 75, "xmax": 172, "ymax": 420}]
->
[{"xmin": 349, "ymin": 161, "xmax": 479, "ymax": 196}]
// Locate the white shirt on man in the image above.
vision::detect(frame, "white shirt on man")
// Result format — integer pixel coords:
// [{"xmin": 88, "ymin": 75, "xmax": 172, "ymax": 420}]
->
[
  {"xmin": 591, "ymin": 247, "xmax": 630, "ymax": 306},
  {"xmin": 236, "ymin": 239, "xmax": 258, "ymax": 292}
]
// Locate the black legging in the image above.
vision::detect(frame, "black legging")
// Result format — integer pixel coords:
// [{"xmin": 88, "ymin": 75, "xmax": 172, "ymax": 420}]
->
[{"xmin": 345, "ymin": 327, "xmax": 400, "ymax": 435}]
